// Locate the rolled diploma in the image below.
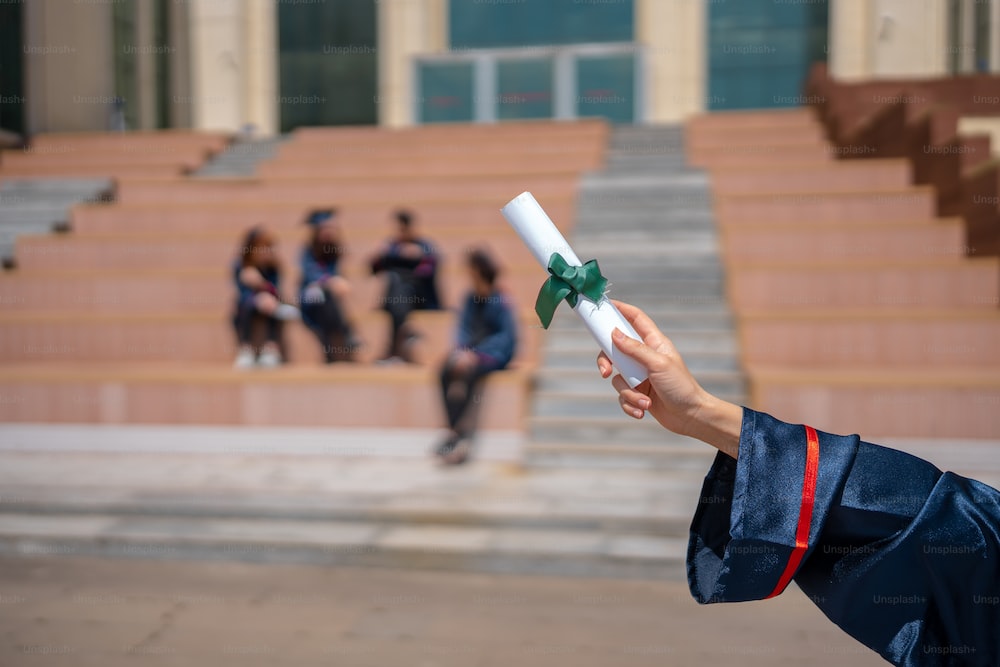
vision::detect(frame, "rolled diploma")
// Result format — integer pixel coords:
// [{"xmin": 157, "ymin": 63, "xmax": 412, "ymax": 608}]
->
[{"xmin": 501, "ymin": 191, "xmax": 648, "ymax": 388}]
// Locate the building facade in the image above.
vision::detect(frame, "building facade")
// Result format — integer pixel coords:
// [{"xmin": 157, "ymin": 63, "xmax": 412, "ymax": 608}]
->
[{"xmin": 1, "ymin": 0, "xmax": 997, "ymax": 137}]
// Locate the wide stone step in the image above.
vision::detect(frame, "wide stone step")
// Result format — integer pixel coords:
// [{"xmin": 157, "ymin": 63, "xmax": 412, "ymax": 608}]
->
[
  {"xmin": 0, "ymin": 512, "xmax": 687, "ymax": 580},
  {"xmin": 534, "ymin": 371, "xmax": 745, "ymax": 400},
  {"xmin": 544, "ymin": 304, "xmax": 735, "ymax": 331},
  {"xmin": 529, "ymin": 414, "xmax": 743, "ymax": 444},
  {"xmin": 534, "ymin": 390, "xmax": 746, "ymax": 420},
  {"xmin": 545, "ymin": 328, "xmax": 737, "ymax": 353},
  {"xmin": 525, "ymin": 441, "xmax": 715, "ymax": 471},
  {"xmin": 582, "ymin": 173, "xmax": 709, "ymax": 189},
  {"xmin": 541, "ymin": 352, "xmax": 742, "ymax": 374},
  {"xmin": 605, "ymin": 155, "xmax": 690, "ymax": 172},
  {"xmin": 577, "ymin": 210, "xmax": 716, "ymax": 226}
]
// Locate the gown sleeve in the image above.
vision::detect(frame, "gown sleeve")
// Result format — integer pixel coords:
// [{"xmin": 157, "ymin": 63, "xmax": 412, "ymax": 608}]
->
[{"xmin": 687, "ymin": 408, "xmax": 1000, "ymax": 667}]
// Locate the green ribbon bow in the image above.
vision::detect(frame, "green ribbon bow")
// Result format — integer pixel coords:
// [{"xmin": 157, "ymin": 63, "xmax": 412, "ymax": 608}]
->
[{"xmin": 535, "ymin": 253, "xmax": 608, "ymax": 329}]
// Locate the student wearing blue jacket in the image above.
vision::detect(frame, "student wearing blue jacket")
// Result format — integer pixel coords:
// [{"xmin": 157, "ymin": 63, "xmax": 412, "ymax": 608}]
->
[
  {"xmin": 298, "ymin": 209, "xmax": 360, "ymax": 363},
  {"xmin": 598, "ymin": 300, "xmax": 999, "ymax": 667},
  {"xmin": 436, "ymin": 249, "xmax": 517, "ymax": 465}
]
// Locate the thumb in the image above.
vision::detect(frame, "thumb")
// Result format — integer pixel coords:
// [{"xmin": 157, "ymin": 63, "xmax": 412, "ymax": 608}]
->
[{"xmin": 612, "ymin": 328, "xmax": 663, "ymax": 371}]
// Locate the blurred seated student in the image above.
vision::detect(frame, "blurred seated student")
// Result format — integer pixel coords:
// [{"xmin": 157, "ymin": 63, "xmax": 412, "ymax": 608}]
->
[
  {"xmin": 436, "ymin": 249, "xmax": 517, "ymax": 465},
  {"xmin": 299, "ymin": 208, "xmax": 361, "ymax": 363},
  {"xmin": 232, "ymin": 227, "xmax": 300, "ymax": 369},
  {"xmin": 370, "ymin": 209, "xmax": 441, "ymax": 363}
]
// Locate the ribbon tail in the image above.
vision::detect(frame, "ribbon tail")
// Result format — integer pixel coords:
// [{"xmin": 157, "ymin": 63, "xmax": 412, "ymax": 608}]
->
[{"xmin": 534, "ymin": 277, "xmax": 574, "ymax": 329}]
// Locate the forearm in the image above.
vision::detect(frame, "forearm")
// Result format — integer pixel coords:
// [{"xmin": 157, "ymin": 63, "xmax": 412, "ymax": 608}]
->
[{"xmin": 684, "ymin": 392, "xmax": 743, "ymax": 460}]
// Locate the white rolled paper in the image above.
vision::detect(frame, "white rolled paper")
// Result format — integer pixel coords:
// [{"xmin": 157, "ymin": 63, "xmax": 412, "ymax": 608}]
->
[{"xmin": 501, "ymin": 191, "xmax": 648, "ymax": 388}]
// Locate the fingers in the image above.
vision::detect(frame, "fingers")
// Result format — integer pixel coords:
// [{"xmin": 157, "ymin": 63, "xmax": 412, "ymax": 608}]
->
[
  {"xmin": 611, "ymin": 374, "xmax": 651, "ymax": 419},
  {"xmin": 596, "ymin": 351, "xmax": 614, "ymax": 378},
  {"xmin": 611, "ymin": 328, "xmax": 668, "ymax": 372},
  {"xmin": 610, "ymin": 300, "xmax": 667, "ymax": 348}
]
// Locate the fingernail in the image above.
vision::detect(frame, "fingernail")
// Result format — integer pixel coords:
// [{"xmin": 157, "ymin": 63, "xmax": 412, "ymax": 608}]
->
[
  {"xmin": 612, "ymin": 328, "xmax": 623, "ymax": 342},
  {"xmin": 639, "ymin": 398, "xmax": 651, "ymax": 410}
]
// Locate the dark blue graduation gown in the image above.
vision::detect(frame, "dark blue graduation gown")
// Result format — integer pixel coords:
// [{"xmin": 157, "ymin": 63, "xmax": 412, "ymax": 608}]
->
[{"xmin": 688, "ymin": 408, "xmax": 1000, "ymax": 666}]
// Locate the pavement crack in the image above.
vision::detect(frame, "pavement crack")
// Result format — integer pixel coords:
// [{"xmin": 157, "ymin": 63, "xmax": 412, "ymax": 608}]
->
[{"xmin": 128, "ymin": 600, "xmax": 184, "ymax": 651}]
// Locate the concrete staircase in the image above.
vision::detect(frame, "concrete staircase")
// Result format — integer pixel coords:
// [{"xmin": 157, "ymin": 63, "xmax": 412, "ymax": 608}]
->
[
  {"xmin": 527, "ymin": 125, "xmax": 747, "ymax": 469},
  {"xmin": 0, "ymin": 178, "xmax": 112, "ymax": 267},
  {"xmin": 192, "ymin": 136, "xmax": 288, "ymax": 178}
]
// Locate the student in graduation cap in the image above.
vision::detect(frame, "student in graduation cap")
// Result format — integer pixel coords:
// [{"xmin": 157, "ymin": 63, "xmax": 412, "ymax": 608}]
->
[
  {"xmin": 370, "ymin": 209, "xmax": 441, "ymax": 363},
  {"xmin": 597, "ymin": 300, "xmax": 999, "ymax": 667},
  {"xmin": 298, "ymin": 208, "xmax": 361, "ymax": 363}
]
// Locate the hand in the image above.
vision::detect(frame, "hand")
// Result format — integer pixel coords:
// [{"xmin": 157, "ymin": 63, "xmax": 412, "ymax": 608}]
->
[
  {"xmin": 325, "ymin": 275, "xmax": 350, "ymax": 299},
  {"xmin": 239, "ymin": 266, "xmax": 264, "ymax": 289},
  {"xmin": 253, "ymin": 291, "xmax": 280, "ymax": 314},
  {"xmin": 399, "ymin": 242, "xmax": 424, "ymax": 260},
  {"xmin": 597, "ymin": 300, "xmax": 742, "ymax": 458},
  {"xmin": 449, "ymin": 349, "xmax": 479, "ymax": 373}
]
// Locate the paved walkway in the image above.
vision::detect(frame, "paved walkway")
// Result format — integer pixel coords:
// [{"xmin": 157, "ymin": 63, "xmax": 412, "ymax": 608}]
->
[
  {"xmin": 0, "ymin": 556, "xmax": 886, "ymax": 667},
  {"xmin": 1, "ymin": 424, "xmax": 998, "ymax": 581}
]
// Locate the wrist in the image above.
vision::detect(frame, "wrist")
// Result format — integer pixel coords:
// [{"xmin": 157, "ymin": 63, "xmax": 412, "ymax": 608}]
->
[{"xmin": 684, "ymin": 390, "xmax": 742, "ymax": 459}]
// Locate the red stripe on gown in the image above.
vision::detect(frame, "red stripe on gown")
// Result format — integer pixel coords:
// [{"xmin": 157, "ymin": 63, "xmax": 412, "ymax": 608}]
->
[{"xmin": 765, "ymin": 425, "xmax": 820, "ymax": 599}]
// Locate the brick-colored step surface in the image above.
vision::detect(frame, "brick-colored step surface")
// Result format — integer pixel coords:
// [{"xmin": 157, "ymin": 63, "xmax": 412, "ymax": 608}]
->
[
  {"xmin": 715, "ymin": 187, "xmax": 936, "ymax": 224},
  {"xmin": 0, "ymin": 309, "xmax": 542, "ymax": 366},
  {"xmin": 721, "ymin": 218, "xmax": 967, "ymax": 262},
  {"xmin": 687, "ymin": 109, "xmax": 817, "ymax": 133},
  {"xmin": 1, "ymin": 164, "xmax": 190, "ymax": 180},
  {"xmin": 113, "ymin": 174, "xmax": 579, "ymax": 206},
  {"xmin": 688, "ymin": 143, "xmax": 832, "ymax": 169},
  {"xmin": 0, "ymin": 363, "xmax": 531, "ymax": 430},
  {"xmin": 68, "ymin": 201, "xmax": 576, "ymax": 235},
  {"xmin": 25, "ymin": 131, "xmax": 230, "ymax": 153},
  {"xmin": 0, "ymin": 148, "xmax": 213, "ymax": 171},
  {"xmin": 12, "ymin": 231, "xmax": 538, "ymax": 274},
  {"xmin": 709, "ymin": 160, "xmax": 911, "ymax": 195},
  {"xmin": 748, "ymin": 366, "xmax": 1000, "ymax": 439},
  {"xmin": 739, "ymin": 309, "xmax": 1000, "ymax": 367},
  {"xmin": 0, "ymin": 267, "xmax": 543, "ymax": 319},
  {"xmin": 727, "ymin": 257, "xmax": 1000, "ymax": 310},
  {"xmin": 257, "ymin": 152, "xmax": 603, "ymax": 179}
]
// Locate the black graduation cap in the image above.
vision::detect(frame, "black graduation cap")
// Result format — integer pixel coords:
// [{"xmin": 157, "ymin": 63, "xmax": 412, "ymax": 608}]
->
[{"xmin": 306, "ymin": 208, "xmax": 337, "ymax": 227}]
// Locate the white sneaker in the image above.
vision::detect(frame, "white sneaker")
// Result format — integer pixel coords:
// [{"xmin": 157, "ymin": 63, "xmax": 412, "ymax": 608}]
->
[
  {"xmin": 233, "ymin": 347, "xmax": 255, "ymax": 370},
  {"xmin": 257, "ymin": 347, "xmax": 282, "ymax": 368},
  {"xmin": 273, "ymin": 303, "xmax": 301, "ymax": 321}
]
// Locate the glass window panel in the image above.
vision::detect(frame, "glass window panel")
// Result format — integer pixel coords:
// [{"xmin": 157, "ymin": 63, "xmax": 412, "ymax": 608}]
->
[
  {"xmin": 576, "ymin": 54, "xmax": 635, "ymax": 124},
  {"xmin": 113, "ymin": 0, "xmax": 138, "ymax": 130},
  {"xmin": 278, "ymin": 0, "xmax": 377, "ymax": 130},
  {"xmin": 707, "ymin": 0, "xmax": 828, "ymax": 110},
  {"xmin": 974, "ymin": 0, "xmax": 991, "ymax": 72},
  {"xmin": 419, "ymin": 62, "xmax": 475, "ymax": 123},
  {"xmin": 450, "ymin": 0, "xmax": 633, "ymax": 49},
  {"xmin": 0, "ymin": 0, "xmax": 25, "ymax": 135},
  {"xmin": 497, "ymin": 58, "xmax": 554, "ymax": 120}
]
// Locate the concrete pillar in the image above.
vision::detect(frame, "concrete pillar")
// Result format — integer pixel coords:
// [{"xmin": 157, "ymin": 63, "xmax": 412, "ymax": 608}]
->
[
  {"xmin": 636, "ymin": 0, "xmax": 705, "ymax": 123},
  {"xmin": 243, "ymin": 0, "xmax": 278, "ymax": 136},
  {"xmin": 23, "ymin": 0, "xmax": 117, "ymax": 134},
  {"xmin": 378, "ymin": 0, "xmax": 448, "ymax": 127},
  {"xmin": 186, "ymin": 0, "xmax": 277, "ymax": 135},
  {"xmin": 829, "ymin": 0, "xmax": 873, "ymax": 80}
]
